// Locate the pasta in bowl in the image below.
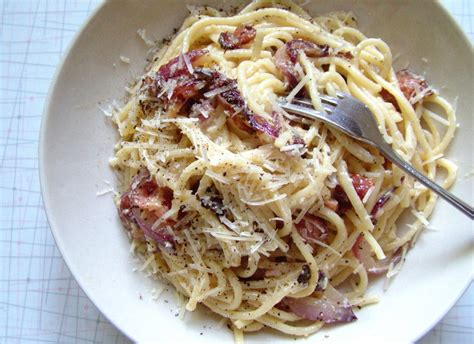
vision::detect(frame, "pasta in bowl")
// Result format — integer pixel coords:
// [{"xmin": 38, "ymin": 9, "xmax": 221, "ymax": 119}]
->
[{"xmin": 107, "ymin": 0, "xmax": 459, "ymax": 340}]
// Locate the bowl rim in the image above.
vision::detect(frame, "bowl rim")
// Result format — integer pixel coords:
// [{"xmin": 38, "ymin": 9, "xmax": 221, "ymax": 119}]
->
[{"xmin": 38, "ymin": 1, "xmax": 473, "ymax": 342}]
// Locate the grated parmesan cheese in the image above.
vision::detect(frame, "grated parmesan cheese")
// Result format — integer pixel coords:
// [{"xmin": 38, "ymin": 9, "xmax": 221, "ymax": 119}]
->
[
  {"xmin": 425, "ymin": 225, "xmax": 440, "ymax": 232},
  {"xmin": 286, "ymin": 74, "xmax": 310, "ymax": 103},
  {"xmin": 205, "ymin": 230, "xmax": 262, "ymax": 242},
  {"xmin": 96, "ymin": 187, "xmax": 115, "ymax": 196},
  {"xmin": 120, "ymin": 55, "xmax": 131, "ymax": 64},
  {"xmin": 409, "ymin": 85, "xmax": 434, "ymax": 105},
  {"xmin": 136, "ymin": 28, "xmax": 155, "ymax": 46},
  {"xmin": 425, "ymin": 110, "xmax": 450, "ymax": 126},
  {"xmin": 150, "ymin": 285, "xmax": 165, "ymax": 301},
  {"xmin": 204, "ymin": 85, "xmax": 234, "ymax": 98},
  {"xmin": 160, "ymin": 117, "xmax": 199, "ymax": 123},
  {"xmin": 183, "ymin": 52, "xmax": 194, "ymax": 74},
  {"xmin": 152, "ymin": 207, "xmax": 178, "ymax": 230},
  {"xmin": 280, "ymin": 144, "xmax": 304, "ymax": 152},
  {"xmin": 108, "ymin": 7, "xmax": 460, "ymax": 339},
  {"xmin": 129, "ymin": 240, "xmax": 137, "ymax": 254},
  {"xmin": 139, "ymin": 254, "xmax": 156, "ymax": 272},
  {"xmin": 410, "ymin": 209, "xmax": 430, "ymax": 226},
  {"xmin": 249, "ymin": 240, "xmax": 265, "ymax": 255},
  {"xmin": 362, "ymin": 185, "xmax": 375, "ymax": 204},
  {"xmin": 384, "ymin": 246, "xmax": 408, "ymax": 290},
  {"xmin": 240, "ymin": 193, "xmax": 287, "ymax": 206},
  {"xmin": 421, "ymin": 153, "xmax": 443, "ymax": 166},
  {"xmin": 97, "ymin": 100, "xmax": 120, "ymax": 118},
  {"xmin": 219, "ymin": 216, "xmax": 240, "ymax": 233}
]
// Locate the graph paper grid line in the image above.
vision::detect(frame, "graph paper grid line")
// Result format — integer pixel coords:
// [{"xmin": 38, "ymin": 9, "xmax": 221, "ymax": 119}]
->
[{"xmin": 0, "ymin": 1, "xmax": 472, "ymax": 343}]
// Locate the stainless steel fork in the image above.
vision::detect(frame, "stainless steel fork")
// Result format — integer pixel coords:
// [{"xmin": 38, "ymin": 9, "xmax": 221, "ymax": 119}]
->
[{"xmin": 278, "ymin": 93, "xmax": 473, "ymax": 219}]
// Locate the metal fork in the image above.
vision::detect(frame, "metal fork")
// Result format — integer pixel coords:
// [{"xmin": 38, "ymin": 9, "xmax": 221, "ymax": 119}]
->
[{"xmin": 278, "ymin": 93, "xmax": 473, "ymax": 219}]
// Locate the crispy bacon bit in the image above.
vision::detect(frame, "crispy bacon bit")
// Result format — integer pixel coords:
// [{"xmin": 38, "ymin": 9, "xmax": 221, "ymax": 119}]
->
[
  {"xmin": 219, "ymin": 33, "xmax": 237, "ymax": 50},
  {"xmin": 139, "ymin": 49, "xmax": 208, "ymax": 115},
  {"xmin": 177, "ymin": 205, "xmax": 188, "ymax": 220},
  {"xmin": 171, "ymin": 78, "xmax": 207, "ymax": 102},
  {"xmin": 132, "ymin": 180, "xmax": 172, "ymax": 213},
  {"xmin": 158, "ymin": 49, "xmax": 207, "ymax": 81},
  {"xmin": 397, "ymin": 69, "xmax": 433, "ymax": 102},
  {"xmin": 380, "ymin": 88, "xmax": 399, "ymax": 110},
  {"xmin": 218, "ymin": 24, "xmax": 256, "ymax": 50},
  {"xmin": 336, "ymin": 51, "xmax": 354, "ymax": 60},
  {"xmin": 279, "ymin": 285, "xmax": 357, "ymax": 323},
  {"xmin": 286, "ymin": 39, "xmax": 329, "ymax": 63},
  {"xmin": 295, "ymin": 214, "xmax": 329, "ymax": 246},
  {"xmin": 142, "ymin": 76, "xmax": 158, "ymax": 97},
  {"xmin": 206, "ymin": 73, "xmax": 255, "ymax": 134},
  {"xmin": 141, "ymin": 50, "xmax": 281, "ymax": 140},
  {"xmin": 330, "ymin": 175, "xmax": 374, "ymax": 215},
  {"xmin": 381, "ymin": 69, "xmax": 433, "ymax": 109},
  {"xmin": 235, "ymin": 25, "xmax": 257, "ymax": 44},
  {"xmin": 332, "ymin": 185, "xmax": 351, "ymax": 215},
  {"xmin": 370, "ymin": 190, "xmax": 393, "ymax": 218},
  {"xmin": 249, "ymin": 112, "xmax": 281, "ymax": 138},
  {"xmin": 208, "ymin": 72, "xmax": 281, "ymax": 138},
  {"xmin": 352, "ymin": 235, "xmax": 402, "ymax": 275},
  {"xmin": 275, "ymin": 39, "xmax": 329, "ymax": 87},
  {"xmin": 274, "ymin": 45, "xmax": 299, "ymax": 87},
  {"xmin": 119, "ymin": 170, "xmax": 175, "ymax": 250},
  {"xmin": 352, "ymin": 174, "xmax": 374, "ymax": 200},
  {"xmin": 274, "ymin": 39, "xmax": 352, "ymax": 90}
]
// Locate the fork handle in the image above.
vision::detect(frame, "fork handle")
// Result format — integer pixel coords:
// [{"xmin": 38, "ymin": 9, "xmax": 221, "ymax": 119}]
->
[{"xmin": 378, "ymin": 143, "xmax": 474, "ymax": 219}]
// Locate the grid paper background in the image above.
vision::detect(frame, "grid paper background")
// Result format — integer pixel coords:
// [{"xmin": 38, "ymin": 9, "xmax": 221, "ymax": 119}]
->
[{"xmin": 0, "ymin": 1, "xmax": 472, "ymax": 343}]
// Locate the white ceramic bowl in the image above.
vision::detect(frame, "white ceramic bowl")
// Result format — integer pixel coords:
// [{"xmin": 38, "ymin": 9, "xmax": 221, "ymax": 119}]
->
[{"xmin": 40, "ymin": 1, "xmax": 473, "ymax": 343}]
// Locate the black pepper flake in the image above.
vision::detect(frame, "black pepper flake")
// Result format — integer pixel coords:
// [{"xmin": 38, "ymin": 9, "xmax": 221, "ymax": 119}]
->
[{"xmin": 297, "ymin": 265, "xmax": 311, "ymax": 284}]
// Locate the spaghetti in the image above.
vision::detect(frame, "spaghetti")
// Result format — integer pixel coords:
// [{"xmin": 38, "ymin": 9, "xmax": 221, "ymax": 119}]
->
[{"xmin": 110, "ymin": 0, "xmax": 457, "ymax": 338}]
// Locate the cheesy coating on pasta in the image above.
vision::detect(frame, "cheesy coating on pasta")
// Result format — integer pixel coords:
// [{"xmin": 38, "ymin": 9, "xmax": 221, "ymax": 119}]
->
[{"xmin": 110, "ymin": 0, "xmax": 457, "ymax": 338}]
